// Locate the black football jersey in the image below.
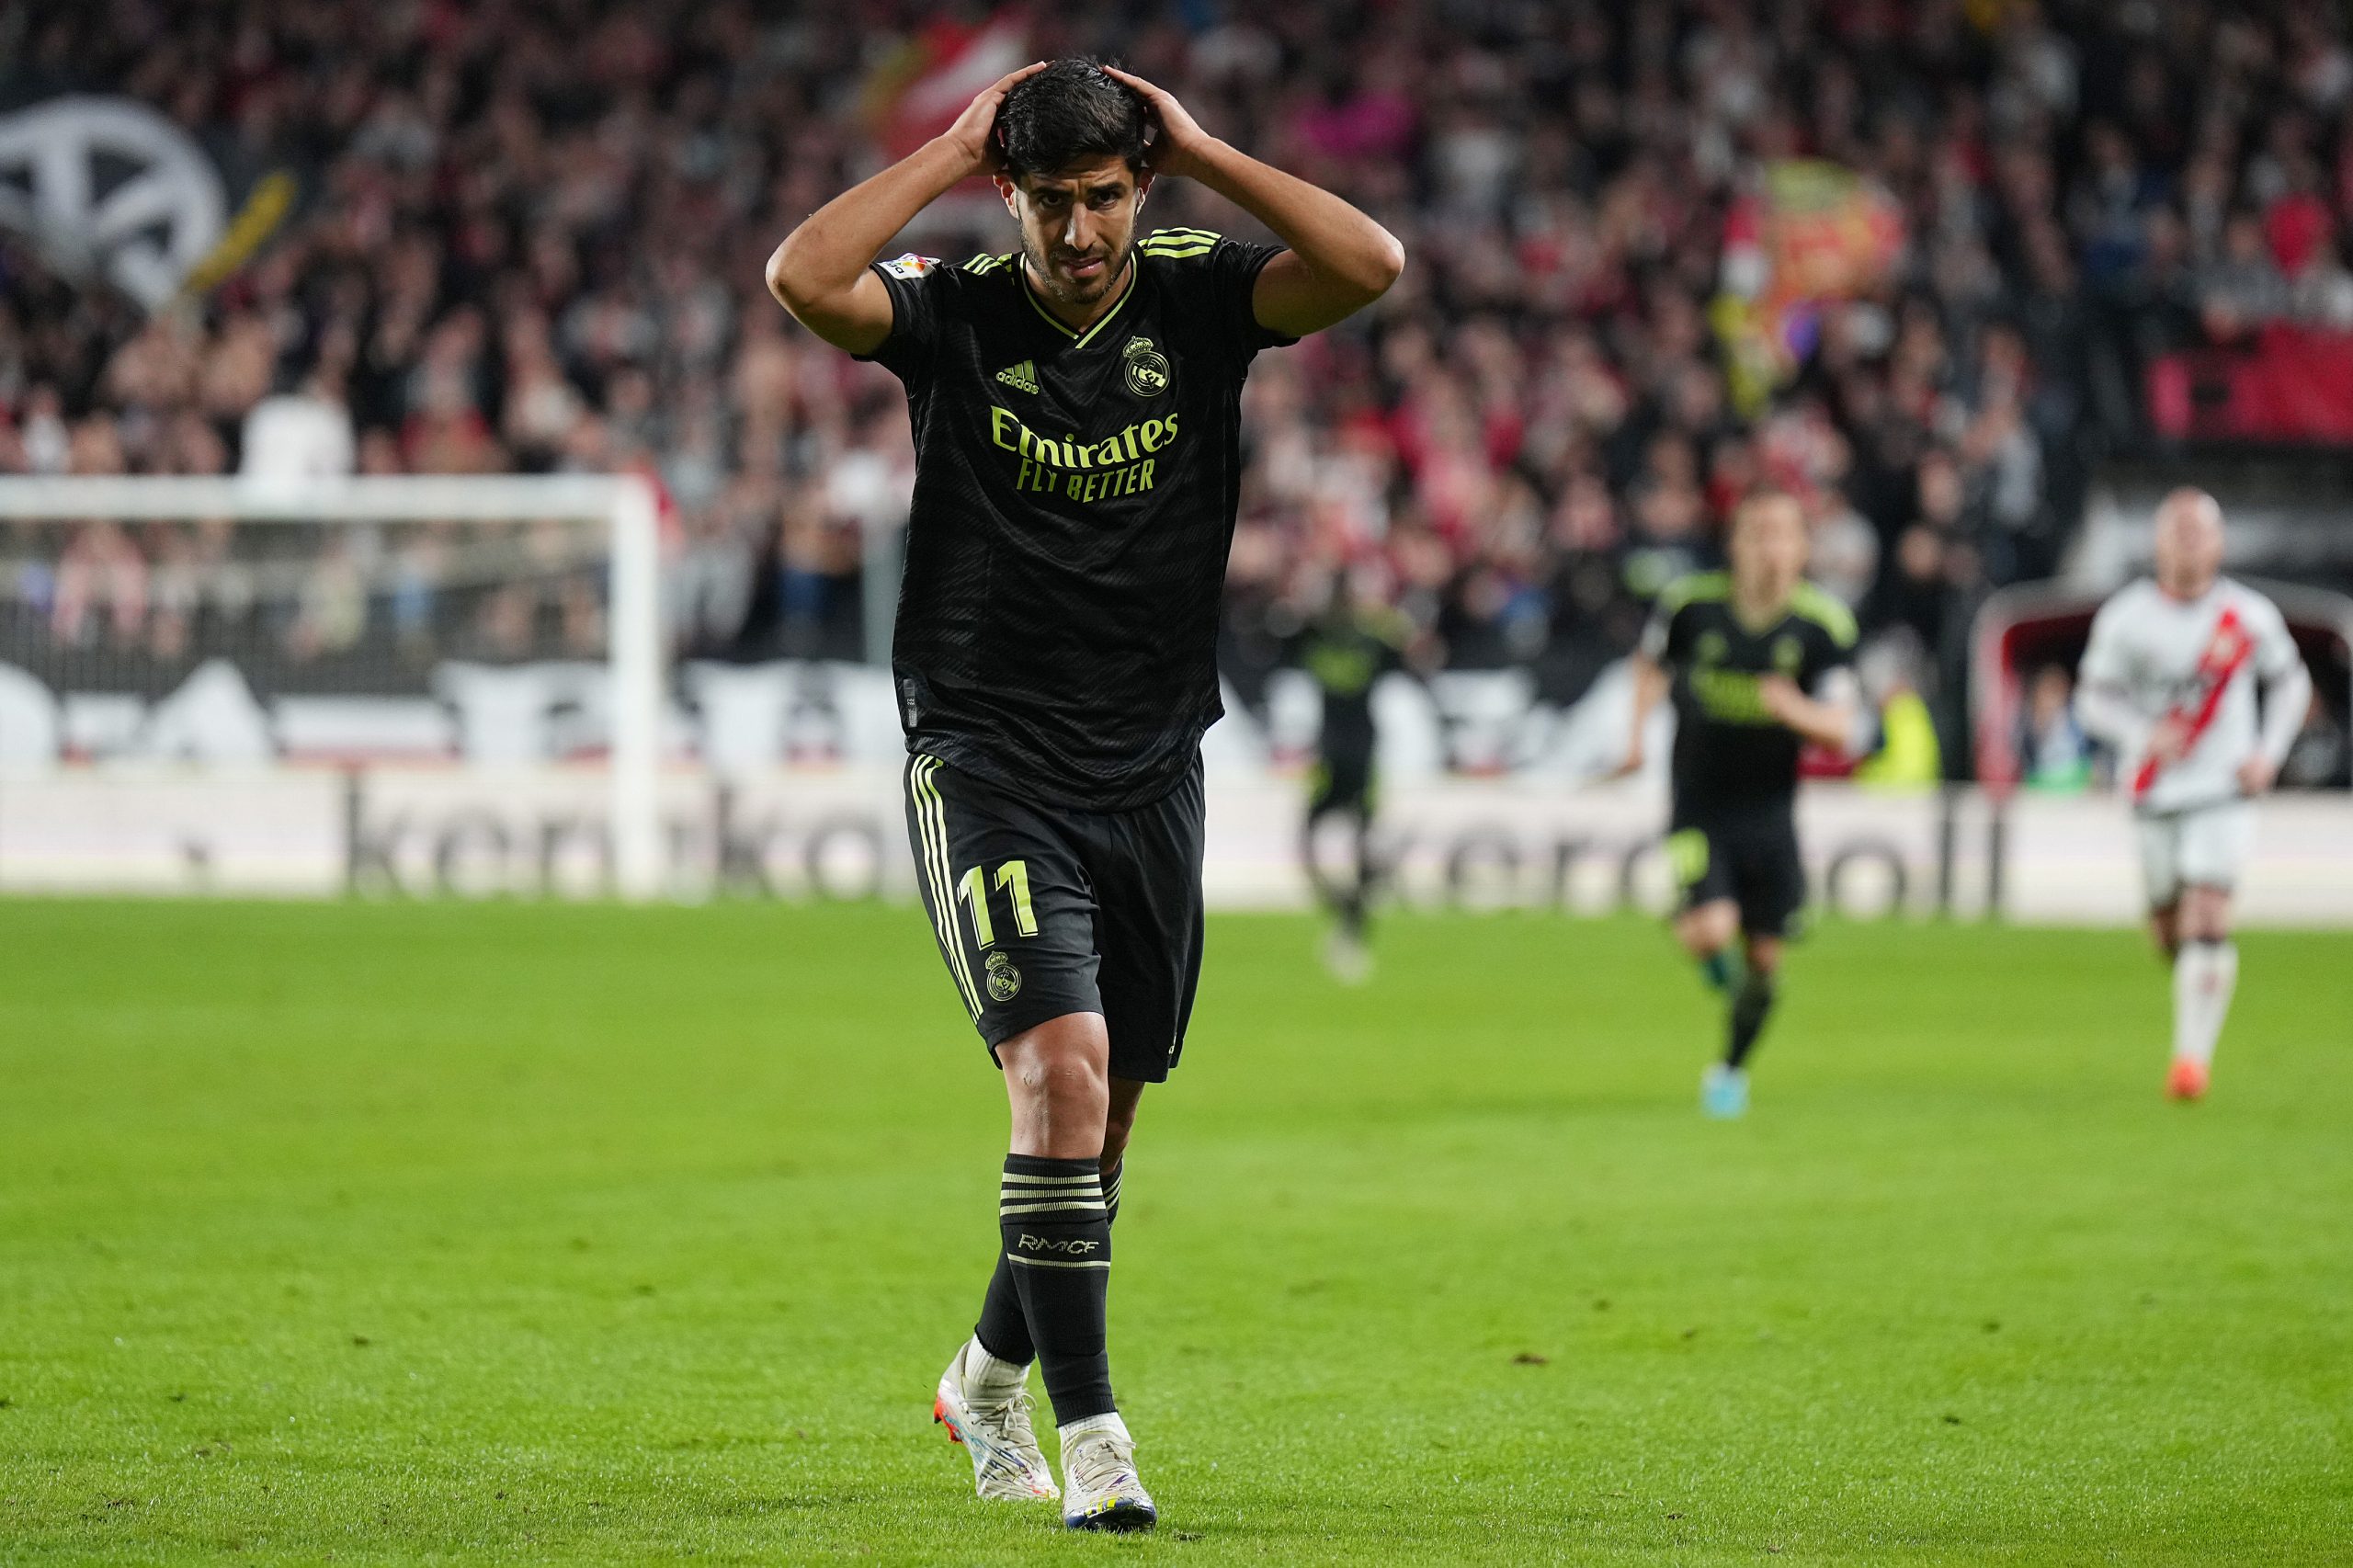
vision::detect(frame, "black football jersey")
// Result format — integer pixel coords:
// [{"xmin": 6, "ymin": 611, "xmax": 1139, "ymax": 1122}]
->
[
  {"xmin": 1641, "ymin": 574, "xmax": 1858, "ymax": 810},
  {"xmin": 861, "ymin": 229, "xmax": 1294, "ymax": 811},
  {"xmin": 1290, "ymin": 609, "xmax": 1410, "ymax": 762}
]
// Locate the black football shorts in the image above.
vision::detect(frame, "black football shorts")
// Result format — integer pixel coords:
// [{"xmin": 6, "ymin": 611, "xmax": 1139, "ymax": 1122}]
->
[
  {"xmin": 1306, "ymin": 744, "xmax": 1377, "ymax": 820},
  {"xmin": 903, "ymin": 751, "xmax": 1206, "ymax": 1083},
  {"xmin": 1665, "ymin": 800, "xmax": 1807, "ymax": 939}
]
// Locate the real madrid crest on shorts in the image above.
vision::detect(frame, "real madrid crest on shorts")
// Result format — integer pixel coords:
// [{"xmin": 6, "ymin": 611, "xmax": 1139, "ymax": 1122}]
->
[
  {"xmin": 1121, "ymin": 335, "xmax": 1170, "ymax": 398},
  {"xmin": 984, "ymin": 949, "xmax": 1023, "ymax": 1003}
]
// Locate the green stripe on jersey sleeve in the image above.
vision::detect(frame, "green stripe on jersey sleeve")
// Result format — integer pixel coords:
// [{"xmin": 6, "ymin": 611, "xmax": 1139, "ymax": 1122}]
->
[
  {"xmin": 1654, "ymin": 572, "xmax": 1731, "ymax": 618},
  {"xmin": 1789, "ymin": 583, "xmax": 1859, "ymax": 647},
  {"xmin": 1141, "ymin": 228, "xmax": 1221, "ymax": 258}
]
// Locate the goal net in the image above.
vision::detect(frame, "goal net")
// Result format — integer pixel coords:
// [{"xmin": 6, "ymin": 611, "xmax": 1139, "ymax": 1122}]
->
[{"xmin": 0, "ymin": 474, "xmax": 665, "ymax": 898}]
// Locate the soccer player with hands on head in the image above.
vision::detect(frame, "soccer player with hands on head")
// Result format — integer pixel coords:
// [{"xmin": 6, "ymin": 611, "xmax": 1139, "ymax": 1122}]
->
[
  {"xmin": 2075, "ymin": 488, "xmax": 2311, "ymax": 1101},
  {"xmin": 766, "ymin": 58, "xmax": 1402, "ymax": 1531}
]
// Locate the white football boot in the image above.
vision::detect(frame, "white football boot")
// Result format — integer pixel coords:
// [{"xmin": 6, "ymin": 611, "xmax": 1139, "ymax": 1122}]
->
[
  {"xmin": 932, "ymin": 1337, "xmax": 1058, "ymax": 1503},
  {"xmin": 1058, "ymin": 1412, "xmax": 1157, "ymax": 1531},
  {"xmin": 1323, "ymin": 929, "xmax": 1374, "ymax": 985}
]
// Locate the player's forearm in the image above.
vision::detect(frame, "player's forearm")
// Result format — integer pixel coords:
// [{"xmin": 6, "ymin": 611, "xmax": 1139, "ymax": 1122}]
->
[
  {"xmin": 1626, "ymin": 657, "xmax": 1668, "ymax": 760},
  {"xmin": 1183, "ymin": 139, "xmax": 1404, "ymax": 305},
  {"xmin": 766, "ymin": 140, "xmax": 966, "ymax": 318},
  {"xmin": 2074, "ymin": 682, "xmax": 2147, "ymax": 754},
  {"xmin": 1780, "ymin": 698, "xmax": 1856, "ymax": 756},
  {"xmin": 2258, "ymin": 659, "xmax": 2314, "ymax": 767}
]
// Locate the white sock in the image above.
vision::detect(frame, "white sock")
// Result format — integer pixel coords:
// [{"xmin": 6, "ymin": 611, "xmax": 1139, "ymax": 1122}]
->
[
  {"xmin": 2172, "ymin": 940, "xmax": 2238, "ymax": 1069},
  {"xmin": 1058, "ymin": 1411, "xmax": 1129, "ymax": 1448},
  {"xmin": 964, "ymin": 1335, "xmax": 1028, "ymax": 1393}
]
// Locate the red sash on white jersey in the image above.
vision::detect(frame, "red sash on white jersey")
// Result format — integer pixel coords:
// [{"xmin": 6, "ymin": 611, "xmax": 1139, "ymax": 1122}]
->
[{"xmin": 2131, "ymin": 606, "xmax": 2252, "ymax": 800}]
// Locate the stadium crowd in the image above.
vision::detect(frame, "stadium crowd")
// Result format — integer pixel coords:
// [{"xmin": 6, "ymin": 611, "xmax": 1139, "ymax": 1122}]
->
[{"xmin": 4, "ymin": 0, "xmax": 2352, "ymax": 769}]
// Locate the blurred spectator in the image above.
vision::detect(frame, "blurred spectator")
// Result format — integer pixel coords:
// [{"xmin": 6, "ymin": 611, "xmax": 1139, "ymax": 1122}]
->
[
  {"xmin": 2282, "ymin": 690, "xmax": 2350, "ymax": 788},
  {"xmin": 240, "ymin": 368, "xmax": 356, "ymax": 484},
  {"xmin": 1852, "ymin": 628, "xmax": 1942, "ymax": 791},
  {"xmin": 2200, "ymin": 210, "xmax": 2293, "ymax": 339},
  {"xmin": 2020, "ymin": 665, "xmax": 2094, "ymax": 792}
]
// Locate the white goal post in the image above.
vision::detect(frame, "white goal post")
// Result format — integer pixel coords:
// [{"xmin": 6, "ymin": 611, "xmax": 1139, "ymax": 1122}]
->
[{"xmin": 0, "ymin": 473, "xmax": 667, "ymax": 900}]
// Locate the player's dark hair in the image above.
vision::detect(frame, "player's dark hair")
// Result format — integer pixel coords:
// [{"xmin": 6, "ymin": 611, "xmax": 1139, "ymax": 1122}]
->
[{"xmin": 996, "ymin": 58, "xmax": 1150, "ymax": 177}]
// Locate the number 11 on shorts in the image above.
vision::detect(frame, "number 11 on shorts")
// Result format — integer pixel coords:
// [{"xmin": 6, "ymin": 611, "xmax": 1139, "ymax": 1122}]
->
[{"xmin": 956, "ymin": 859, "xmax": 1039, "ymax": 948}]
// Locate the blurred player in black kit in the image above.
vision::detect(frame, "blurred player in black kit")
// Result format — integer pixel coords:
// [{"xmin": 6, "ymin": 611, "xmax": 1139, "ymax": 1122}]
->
[
  {"xmin": 1292, "ymin": 569, "xmax": 1416, "ymax": 983},
  {"xmin": 1621, "ymin": 491, "xmax": 1859, "ymax": 1119}
]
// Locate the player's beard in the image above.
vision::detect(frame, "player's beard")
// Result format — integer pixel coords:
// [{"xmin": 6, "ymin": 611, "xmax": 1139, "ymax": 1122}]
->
[{"xmin": 1025, "ymin": 234, "xmax": 1135, "ymax": 311}]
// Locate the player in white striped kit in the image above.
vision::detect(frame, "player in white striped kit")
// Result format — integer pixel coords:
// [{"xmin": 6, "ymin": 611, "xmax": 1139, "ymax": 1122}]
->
[{"xmin": 2075, "ymin": 488, "xmax": 2312, "ymax": 1100}]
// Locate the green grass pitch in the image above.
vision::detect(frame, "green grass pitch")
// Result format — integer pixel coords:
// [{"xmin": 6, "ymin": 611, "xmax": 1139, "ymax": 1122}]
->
[{"xmin": 2, "ymin": 900, "xmax": 2347, "ymax": 1565}]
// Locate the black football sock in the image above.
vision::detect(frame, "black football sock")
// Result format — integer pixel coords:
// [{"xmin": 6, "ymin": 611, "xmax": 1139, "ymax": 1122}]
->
[
  {"xmin": 1727, "ymin": 971, "xmax": 1778, "ymax": 1069},
  {"xmin": 1699, "ymin": 949, "xmax": 1740, "ymax": 995},
  {"xmin": 976, "ymin": 1163, "xmax": 1128, "ymax": 1366},
  {"xmin": 973, "ymin": 1251, "xmax": 1033, "ymax": 1367},
  {"xmin": 999, "ymin": 1153, "xmax": 1115, "ymax": 1424},
  {"xmin": 1339, "ymin": 884, "xmax": 1369, "ymax": 940},
  {"xmin": 1345, "ymin": 822, "xmax": 1374, "ymax": 938}
]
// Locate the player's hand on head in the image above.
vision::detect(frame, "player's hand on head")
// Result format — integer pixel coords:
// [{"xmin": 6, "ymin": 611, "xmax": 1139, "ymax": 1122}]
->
[
  {"xmin": 1102, "ymin": 66, "xmax": 1213, "ymax": 179},
  {"xmin": 941, "ymin": 62, "xmax": 1048, "ymax": 178}
]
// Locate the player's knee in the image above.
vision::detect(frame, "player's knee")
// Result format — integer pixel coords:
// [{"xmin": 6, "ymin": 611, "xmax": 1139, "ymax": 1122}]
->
[
  {"xmin": 1677, "ymin": 904, "xmax": 1735, "ymax": 957},
  {"xmin": 1012, "ymin": 1042, "xmax": 1108, "ymax": 1113},
  {"xmin": 1001, "ymin": 1015, "xmax": 1112, "ymax": 1151},
  {"xmin": 2168, "ymin": 886, "xmax": 2222, "ymax": 944}
]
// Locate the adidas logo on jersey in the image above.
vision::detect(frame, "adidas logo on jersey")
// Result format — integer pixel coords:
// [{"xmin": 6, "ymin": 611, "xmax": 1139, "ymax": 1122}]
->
[{"xmin": 995, "ymin": 360, "xmax": 1040, "ymax": 393}]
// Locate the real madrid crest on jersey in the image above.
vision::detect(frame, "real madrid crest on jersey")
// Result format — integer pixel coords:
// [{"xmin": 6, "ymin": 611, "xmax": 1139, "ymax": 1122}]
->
[
  {"xmin": 1696, "ymin": 629, "xmax": 1728, "ymax": 666},
  {"xmin": 1773, "ymin": 634, "xmax": 1803, "ymax": 673},
  {"xmin": 1122, "ymin": 335, "xmax": 1170, "ymax": 398}
]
